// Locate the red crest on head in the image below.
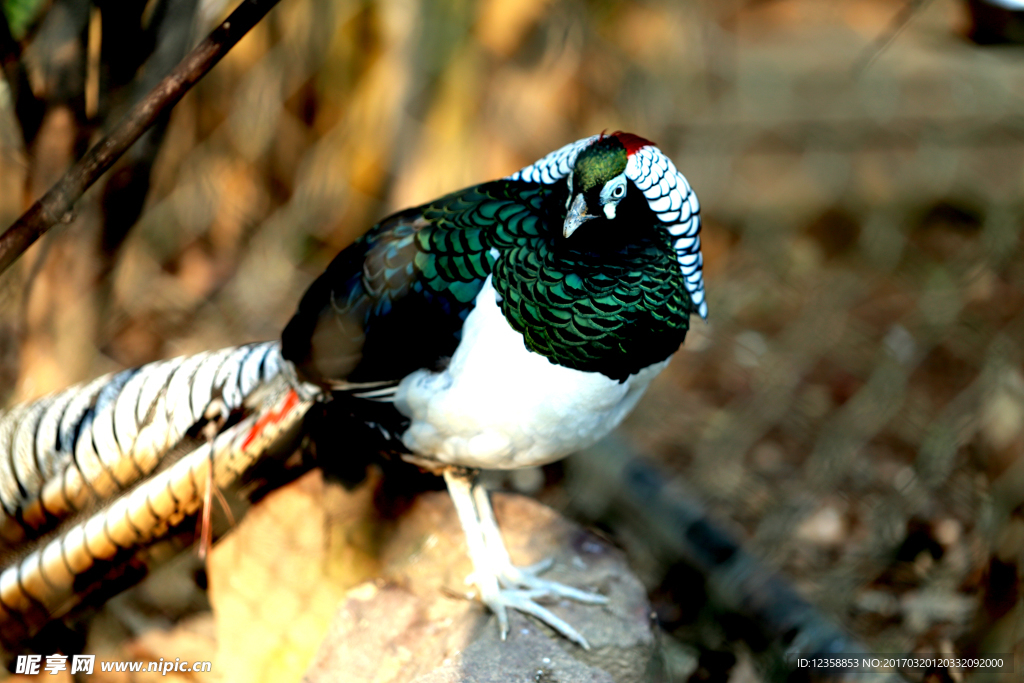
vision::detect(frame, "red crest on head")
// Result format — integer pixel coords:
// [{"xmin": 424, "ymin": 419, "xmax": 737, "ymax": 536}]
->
[{"xmin": 611, "ymin": 131, "xmax": 654, "ymax": 156}]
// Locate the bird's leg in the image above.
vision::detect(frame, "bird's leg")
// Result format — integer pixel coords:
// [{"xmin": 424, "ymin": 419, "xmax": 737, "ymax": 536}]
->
[
  {"xmin": 471, "ymin": 483, "xmax": 608, "ymax": 605},
  {"xmin": 443, "ymin": 468, "xmax": 503, "ymax": 603},
  {"xmin": 442, "ymin": 468, "xmax": 606, "ymax": 649}
]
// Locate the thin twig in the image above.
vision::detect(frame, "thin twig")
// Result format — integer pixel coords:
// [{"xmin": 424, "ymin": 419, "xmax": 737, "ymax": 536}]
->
[
  {"xmin": 853, "ymin": 0, "xmax": 932, "ymax": 75},
  {"xmin": 0, "ymin": 0, "xmax": 283, "ymax": 277}
]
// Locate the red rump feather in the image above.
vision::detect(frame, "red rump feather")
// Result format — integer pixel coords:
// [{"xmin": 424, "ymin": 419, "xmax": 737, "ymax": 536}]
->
[{"xmin": 611, "ymin": 131, "xmax": 654, "ymax": 156}]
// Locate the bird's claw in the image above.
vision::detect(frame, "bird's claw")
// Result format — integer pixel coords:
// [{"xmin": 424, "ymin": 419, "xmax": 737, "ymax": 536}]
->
[
  {"xmin": 468, "ymin": 556, "xmax": 606, "ymax": 650},
  {"xmin": 520, "ymin": 557, "xmax": 554, "ymax": 575},
  {"xmin": 498, "ymin": 559, "xmax": 608, "ymax": 605},
  {"xmin": 481, "ymin": 586, "xmax": 592, "ymax": 649},
  {"xmin": 442, "ymin": 470, "xmax": 605, "ymax": 649}
]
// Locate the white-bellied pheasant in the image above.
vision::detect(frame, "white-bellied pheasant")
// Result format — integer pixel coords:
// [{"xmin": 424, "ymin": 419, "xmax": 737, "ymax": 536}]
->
[{"xmin": 0, "ymin": 132, "xmax": 706, "ymax": 651}]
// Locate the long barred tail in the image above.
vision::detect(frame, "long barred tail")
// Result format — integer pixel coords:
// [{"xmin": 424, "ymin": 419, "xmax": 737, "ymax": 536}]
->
[{"xmin": 0, "ymin": 342, "xmax": 319, "ymax": 647}]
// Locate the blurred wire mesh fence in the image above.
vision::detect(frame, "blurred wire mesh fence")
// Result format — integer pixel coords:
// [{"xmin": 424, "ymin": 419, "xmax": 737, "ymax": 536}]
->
[{"xmin": 1, "ymin": 0, "xmax": 1024, "ymax": 680}]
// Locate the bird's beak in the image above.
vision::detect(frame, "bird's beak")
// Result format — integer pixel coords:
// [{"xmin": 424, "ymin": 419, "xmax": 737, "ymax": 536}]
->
[{"xmin": 563, "ymin": 193, "xmax": 596, "ymax": 238}]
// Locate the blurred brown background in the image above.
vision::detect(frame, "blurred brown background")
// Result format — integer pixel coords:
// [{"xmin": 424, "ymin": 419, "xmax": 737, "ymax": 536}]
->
[{"xmin": 2, "ymin": 0, "xmax": 1024, "ymax": 680}]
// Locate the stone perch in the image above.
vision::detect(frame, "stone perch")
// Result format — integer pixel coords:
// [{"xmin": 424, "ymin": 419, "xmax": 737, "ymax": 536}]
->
[{"xmin": 302, "ymin": 491, "xmax": 655, "ymax": 683}]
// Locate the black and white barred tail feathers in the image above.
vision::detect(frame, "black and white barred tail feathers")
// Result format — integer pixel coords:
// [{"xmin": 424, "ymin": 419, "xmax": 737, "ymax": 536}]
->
[
  {"xmin": 0, "ymin": 342, "xmax": 289, "ymax": 549},
  {"xmin": 0, "ymin": 342, "xmax": 318, "ymax": 646},
  {"xmin": 0, "ymin": 380, "xmax": 312, "ymax": 647}
]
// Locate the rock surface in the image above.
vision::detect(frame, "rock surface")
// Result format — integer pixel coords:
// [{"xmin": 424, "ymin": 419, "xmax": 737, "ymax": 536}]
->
[
  {"xmin": 207, "ymin": 471, "xmax": 381, "ymax": 683},
  {"xmin": 303, "ymin": 491, "xmax": 655, "ymax": 683}
]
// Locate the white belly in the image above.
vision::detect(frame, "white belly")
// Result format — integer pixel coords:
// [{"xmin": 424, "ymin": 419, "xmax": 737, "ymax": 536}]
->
[{"xmin": 393, "ymin": 277, "xmax": 670, "ymax": 469}]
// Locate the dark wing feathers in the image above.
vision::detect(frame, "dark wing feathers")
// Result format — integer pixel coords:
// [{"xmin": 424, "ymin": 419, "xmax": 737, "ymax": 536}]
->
[
  {"xmin": 281, "ymin": 186, "xmax": 515, "ymax": 387},
  {"xmin": 281, "ymin": 181, "xmax": 564, "ymax": 388}
]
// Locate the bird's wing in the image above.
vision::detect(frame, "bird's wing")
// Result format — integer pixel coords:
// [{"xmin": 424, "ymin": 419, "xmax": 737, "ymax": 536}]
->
[{"xmin": 281, "ymin": 180, "xmax": 558, "ymax": 387}]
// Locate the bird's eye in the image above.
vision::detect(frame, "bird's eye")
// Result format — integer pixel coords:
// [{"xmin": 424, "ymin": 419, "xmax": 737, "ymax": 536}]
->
[{"xmin": 612, "ymin": 184, "xmax": 625, "ymax": 198}]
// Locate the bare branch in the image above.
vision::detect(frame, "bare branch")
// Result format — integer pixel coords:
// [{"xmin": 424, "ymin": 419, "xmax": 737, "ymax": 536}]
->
[
  {"xmin": 853, "ymin": 0, "xmax": 932, "ymax": 75},
  {"xmin": 0, "ymin": 0, "xmax": 283, "ymax": 277}
]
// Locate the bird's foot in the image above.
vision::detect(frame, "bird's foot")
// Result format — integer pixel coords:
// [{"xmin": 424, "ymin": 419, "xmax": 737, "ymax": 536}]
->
[
  {"xmin": 443, "ymin": 468, "xmax": 606, "ymax": 650},
  {"xmin": 477, "ymin": 556, "xmax": 608, "ymax": 605},
  {"xmin": 469, "ymin": 556, "xmax": 607, "ymax": 649}
]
